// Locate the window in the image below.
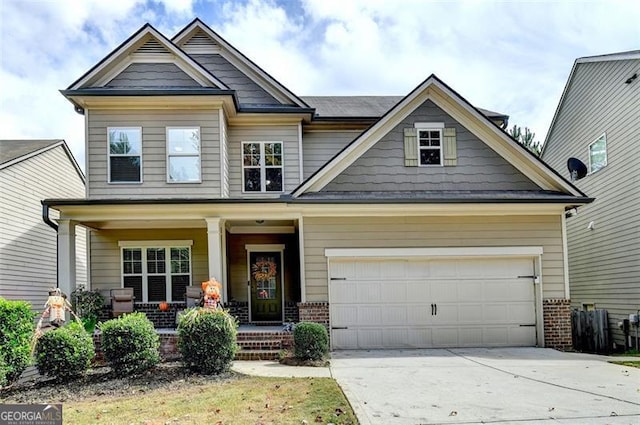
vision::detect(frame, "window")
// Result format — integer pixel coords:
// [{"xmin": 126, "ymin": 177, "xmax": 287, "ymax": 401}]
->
[
  {"xmin": 121, "ymin": 243, "xmax": 191, "ymax": 303},
  {"xmin": 242, "ymin": 142, "xmax": 283, "ymax": 192},
  {"xmin": 167, "ymin": 127, "xmax": 201, "ymax": 183},
  {"xmin": 588, "ymin": 134, "xmax": 607, "ymax": 173},
  {"xmin": 108, "ymin": 127, "xmax": 142, "ymax": 182},
  {"xmin": 416, "ymin": 123, "xmax": 444, "ymax": 166}
]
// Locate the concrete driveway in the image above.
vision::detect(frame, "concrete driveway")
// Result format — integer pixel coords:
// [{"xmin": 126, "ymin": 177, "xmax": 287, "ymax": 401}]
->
[{"xmin": 330, "ymin": 348, "xmax": 640, "ymax": 425}]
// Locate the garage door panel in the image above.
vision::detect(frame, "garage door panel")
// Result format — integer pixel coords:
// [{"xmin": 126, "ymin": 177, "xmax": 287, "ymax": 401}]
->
[{"xmin": 329, "ymin": 256, "xmax": 537, "ymax": 349}]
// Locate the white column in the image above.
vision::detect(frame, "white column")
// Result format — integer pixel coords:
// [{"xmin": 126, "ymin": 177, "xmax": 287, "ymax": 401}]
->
[
  {"xmin": 57, "ymin": 219, "xmax": 76, "ymax": 298},
  {"xmin": 205, "ymin": 217, "xmax": 226, "ymax": 302}
]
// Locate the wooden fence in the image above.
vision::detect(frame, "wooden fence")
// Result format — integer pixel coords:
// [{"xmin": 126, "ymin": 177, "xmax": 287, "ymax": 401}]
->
[{"xmin": 571, "ymin": 309, "xmax": 610, "ymax": 353}]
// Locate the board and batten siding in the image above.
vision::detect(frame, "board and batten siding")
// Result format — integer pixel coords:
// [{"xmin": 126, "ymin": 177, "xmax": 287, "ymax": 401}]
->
[
  {"xmin": 191, "ymin": 54, "xmax": 280, "ymax": 105},
  {"xmin": 87, "ymin": 109, "xmax": 221, "ymax": 199},
  {"xmin": 302, "ymin": 215, "xmax": 565, "ymax": 301},
  {"xmin": 302, "ymin": 130, "xmax": 361, "ymax": 179},
  {"xmin": 89, "ymin": 228, "xmax": 208, "ymax": 297},
  {"xmin": 227, "ymin": 125, "xmax": 300, "ymax": 197},
  {"xmin": 323, "ymin": 100, "xmax": 539, "ymax": 192},
  {"xmin": 542, "ymin": 58, "xmax": 640, "ymax": 346},
  {"xmin": 0, "ymin": 145, "xmax": 86, "ymax": 312},
  {"xmin": 106, "ymin": 63, "xmax": 200, "ymax": 88}
]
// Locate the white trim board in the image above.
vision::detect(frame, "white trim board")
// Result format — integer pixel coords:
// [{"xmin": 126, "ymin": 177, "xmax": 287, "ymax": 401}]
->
[
  {"xmin": 325, "ymin": 246, "xmax": 544, "ymax": 258},
  {"xmin": 119, "ymin": 240, "xmax": 193, "ymax": 247}
]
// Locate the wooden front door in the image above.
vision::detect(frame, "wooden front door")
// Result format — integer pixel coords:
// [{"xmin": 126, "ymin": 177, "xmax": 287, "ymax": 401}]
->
[{"xmin": 249, "ymin": 251, "xmax": 283, "ymax": 322}]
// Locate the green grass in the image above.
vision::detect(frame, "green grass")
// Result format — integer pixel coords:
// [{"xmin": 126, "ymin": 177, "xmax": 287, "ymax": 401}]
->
[
  {"xmin": 610, "ymin": 360, "xmax": 640, "ymax": 369},
  {"xmin": 64, "ymin": 376, "xmax": 357, "ymax": 425}
]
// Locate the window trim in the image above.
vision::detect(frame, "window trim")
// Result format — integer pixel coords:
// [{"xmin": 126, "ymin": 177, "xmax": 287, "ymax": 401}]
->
[
  {"xmin": 119, "ymin": 241, "xmax": 193, "ymax": 303},
  {"xmin": 241, "ymin": 141, "xmax": 284, "ymax": 193},
  {"xmin": 588, "ymin": 133, "xmax": 607, "ymax": 174},
  {"xmin": 166, "ymin": 126, "xmax": 202, "ymax": 184},
  {"xmin": 415, "ymin": 124, "xmax": 444, "ymax": 167},
  {"xmin": 107, "ymin": 126, "xmax": 143, "ymax": 184}
]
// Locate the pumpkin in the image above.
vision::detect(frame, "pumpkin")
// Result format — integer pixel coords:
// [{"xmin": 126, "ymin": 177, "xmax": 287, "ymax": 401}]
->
[{"xmin": 159, "ymin": 302, "xmax": 170, "ymax": 312}]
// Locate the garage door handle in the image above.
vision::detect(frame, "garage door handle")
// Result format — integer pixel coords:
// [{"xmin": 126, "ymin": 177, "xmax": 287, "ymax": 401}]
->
[
  {"xmin": 431, "ymin": 304, "xmax": 437, "ymax": 315},
  {"xmin": 519, "ymin": 324, "xmax": 536, "ymax": 327},
  {"xmin": 434, "ymin": 303, "xmax": 437, "ymax": 315},
  {"xmin": 331, "ymin": 277, "xmax": 347, "ymax": 281},
  {"xmin": 332, "ymin": 326, "xmax": 348, "ymax": 330}
]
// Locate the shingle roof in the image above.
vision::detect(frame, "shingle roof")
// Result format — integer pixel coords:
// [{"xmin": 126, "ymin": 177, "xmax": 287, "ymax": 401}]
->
[
  {"xmin": 301, "ymin": 95, "xmax": 507, "ymax": 119},
  {"xmin": 0, "ymin": 139, "xmax": 63, "ymax": 165}
]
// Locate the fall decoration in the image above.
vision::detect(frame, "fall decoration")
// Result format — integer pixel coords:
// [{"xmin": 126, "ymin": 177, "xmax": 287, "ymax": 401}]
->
[
  {"xmin": 251, "ymin": 259, "xmax": 277, "ymax": 282},
  {"xmin": 159, "ymin": 302, "xmax": 170, "ymax": 312}
]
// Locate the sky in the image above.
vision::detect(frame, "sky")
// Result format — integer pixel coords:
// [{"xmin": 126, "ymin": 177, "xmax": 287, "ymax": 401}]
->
[{"xmin": 1, "ymin": 0, "xmax": 639, "ymax": 171}]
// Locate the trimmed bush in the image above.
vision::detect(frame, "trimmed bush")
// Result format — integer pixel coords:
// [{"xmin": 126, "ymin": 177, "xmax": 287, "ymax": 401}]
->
[
  {"xmin": 0, "ymin": 353, "xmax": 8, "ymax": 387},
  {"xmin": 294, "ymin": 322, "xmax": 329, "ymax": 361},
  {"xmin": 0, "ymin": 298, "xmax": 35, "ymax": 384},
  {"xmin": 34, "ymin": 321, "xmax": 94, "ymax": 381},
  {"xmin": 100, "ymin": 312, "xmax": 159, "ymax": 376},
  {"xmin": 178, "ymin": 308, "xmax": 238, "ymax": 374}
]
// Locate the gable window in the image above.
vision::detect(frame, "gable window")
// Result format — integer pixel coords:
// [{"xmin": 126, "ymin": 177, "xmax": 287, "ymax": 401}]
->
[
  {"xmin": 120, "ymin": 241, "xmax": 192, "ymax": 303},
  {"xmin": 588, "ymin": 133, "xmax": 607, "ymax": 174},
  {"xmin": 415, "ymin": 122, "xmax": 444, "ymax": 166},
  {"xmin": 108, "ymin": 127, "xmax": 142, "ymax": 182},
  {"xmin": 242, "ymin": 142, "xmax": 283, "ymax": 192},
  {"xmin": 167, "ymin": 127, "xmax": 201, "ymax": 183}
]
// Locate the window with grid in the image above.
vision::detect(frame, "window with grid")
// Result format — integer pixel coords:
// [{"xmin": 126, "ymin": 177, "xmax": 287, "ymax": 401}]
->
[
  {"xmin": 418, "ymin": 129, "xmax": 443, "ymax": 166},
  {"xmin": 242, "ymin": 142, "xmax": 283, "ymax": 192},
  {"xmin": 121, "ymin": 245, "xmax": 191, "ymax": 302}
]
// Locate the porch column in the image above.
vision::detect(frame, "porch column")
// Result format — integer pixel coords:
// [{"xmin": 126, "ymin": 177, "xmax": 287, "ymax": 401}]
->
[
  {"xmin": 205, "ymin": 217, "xmax": 226, "ymax": 302},
  {"xmin": 57, "ymin": 219, "xmax": 76, "ymax": 298}
]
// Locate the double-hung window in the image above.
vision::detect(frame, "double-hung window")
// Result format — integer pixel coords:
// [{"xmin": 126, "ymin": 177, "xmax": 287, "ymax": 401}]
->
[
  {"xmin": 120, "ymin": 241, "xmax": 192, "ymax": 303},
  {"xmin": 108, "ymin": 127, "xmax": 142, "ymax": 182},
  {"xmin": 167, "ymin": 127, "xmax": 201, "ymax": 183},
  {"xmin": 242, "ymin": 141, "xmax": 283, "ymax": 192},
  {"xmin": 416, "ymin": 123, "xmax": 444, "ymax": 166},
  {"xmin": 588, "ymin": 133, "xmax": 607, "ymax": 174}
]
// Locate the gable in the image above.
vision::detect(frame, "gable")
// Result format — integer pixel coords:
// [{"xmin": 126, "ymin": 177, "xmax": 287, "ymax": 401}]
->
[
  {"xmin": 173, "ymin": 19, "xmax": 307, "ymax": 107},
  {"xmin": 191, "ymin": 54, "xmax": 280, "ymax": 105},
  {"xmin": 323, "ymin": 100, "xmax": 540, "ymax": 192},
  {"xmin": 106, "ymin": 63, "xmax": 201, "ymax": 88}
]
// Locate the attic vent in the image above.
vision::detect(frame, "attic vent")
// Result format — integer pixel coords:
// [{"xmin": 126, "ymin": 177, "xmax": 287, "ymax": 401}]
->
[
  {"xmin": 136, "ymin": 38, "xmax": 169, "ymax": 54},
  {"xmin": 185, "ymin": 31, "xmax": 216, "ymax": 48}
]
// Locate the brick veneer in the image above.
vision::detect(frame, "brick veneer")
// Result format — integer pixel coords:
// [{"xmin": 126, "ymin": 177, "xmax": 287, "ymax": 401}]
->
[
  {"xmin": 298, "ymin": 302, "xmax": 329, "ymax": 327},
  {"xmin": 226, "ymin": 301, "xmax": 249, "ymax": 324},
  {"xmin": 543, "ymin": 299, "xmax": 572, "ymax": 350}
]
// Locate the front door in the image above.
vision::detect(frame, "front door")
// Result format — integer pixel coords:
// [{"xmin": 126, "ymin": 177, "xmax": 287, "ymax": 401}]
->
[{"xmin": 249, "ymin": 251, "xmax": 283, "ymax": 322}]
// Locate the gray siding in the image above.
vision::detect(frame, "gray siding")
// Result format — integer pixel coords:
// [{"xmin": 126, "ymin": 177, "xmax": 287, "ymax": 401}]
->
[
  {"xmin": 87, "ymin": 109, "xmax": 221, "ymax": 199},
  {"xmin": 542, "ymin": 58, "xmax": 640, "ymax": 347},
  {"xmin": 90, "ymin": 228, "xmax": 208, "ymax": 297},
  {"xmin": 106, "ymin": 63, "xmax": 200, "ymax": 88},
  {"xmin": 0, "ymin": 145, "xmax": 87, "ymax": 312},
  {"xmin": 192, "ymin": 54, "xmax": 280, "ymax": 105},
  {"xmin": 324, "ymin": 100, "xmax": 540, "ymax": 192},
  {"xmin": 302, "ymin": 130, "xmax": 360, "ymax": 179},
  {"xmin": 303, "ymin": 215, "xmax": 566, "ymax": 301},
  {"xmin": 221, "ymin": 112, "xmax": 229, "ymax": 197},
  {"xmin": 228, "ymin": 125, "xmax": 300, "ymax": 197}
]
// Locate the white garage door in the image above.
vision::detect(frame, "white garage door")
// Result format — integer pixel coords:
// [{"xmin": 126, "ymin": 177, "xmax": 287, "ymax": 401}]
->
[{"xmin": 329, "ymin": 257, "xmax": 537, "ymax": 349}]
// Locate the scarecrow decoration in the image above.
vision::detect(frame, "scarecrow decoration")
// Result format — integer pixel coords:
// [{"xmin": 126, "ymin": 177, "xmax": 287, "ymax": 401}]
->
[
  {"xmin": 43, "ymin": 288, "xmax": 73, "ymax": 327},
  {"xmin": 201, "ymin": 278, "xmax": 222, "ymax": 309}
]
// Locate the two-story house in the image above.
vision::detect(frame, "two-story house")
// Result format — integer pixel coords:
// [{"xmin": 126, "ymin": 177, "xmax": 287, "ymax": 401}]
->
[
  {"xmin": 542, "ymin": 51, "xmax": 640, "ymax": 351},
  {"xmin": 44, "ymin": 19, "xmax": 592, "ymax": 350}
]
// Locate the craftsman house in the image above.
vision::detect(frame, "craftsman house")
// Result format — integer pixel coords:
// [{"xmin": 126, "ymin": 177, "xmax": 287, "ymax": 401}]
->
[
  {"xmin": 44, "ymin": 19, "xmax": 591, "ymax": 350},
  {"xmin": 542, "ymin": 51, "xmax": 640, "ymax": 350}
]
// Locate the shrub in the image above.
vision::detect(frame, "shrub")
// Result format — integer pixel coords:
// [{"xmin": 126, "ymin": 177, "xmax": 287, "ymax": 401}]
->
[
  {"xmin": 70, "ymin": 286, "xmax": 104, "ymax": 333},
  {"xmin": 0, "ymin": 298, "xmax": 35, "ymax": 384},
  {"xmin": 34, "ymin": 321, "xmax": 94, "ymax": 381},
  {"xmin": 294, "ymin": 322, "xmax": 329, "ymax": 361},
  {"xmin": 0, "ymin": 353, "xmax": 8, "ymax": 387},
  {"xmin": 100, "ymin": 312, "xmax": 159, "ymax": 376},
  {"xmin": 177, "ymin": 308, "xmax": 238, "ymax": 374}
]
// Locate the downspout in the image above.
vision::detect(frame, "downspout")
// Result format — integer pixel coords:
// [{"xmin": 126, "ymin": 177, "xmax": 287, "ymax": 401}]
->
[{"xmin": 42, "ymin": 202, "xmax": 59, "ymax": 286}]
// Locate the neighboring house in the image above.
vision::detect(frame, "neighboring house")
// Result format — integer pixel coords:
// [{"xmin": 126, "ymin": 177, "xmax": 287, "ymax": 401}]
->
[
  {"xmin": 542, "ymin": 51, "xmax": 640, "ymax": 350},
  {"xmin": 0, "ymin": 139, "xmax": 87, "ymax": 311},
  {"xmin": 44, "ymin": 19, "xmax": 592, "ymax": 350}
]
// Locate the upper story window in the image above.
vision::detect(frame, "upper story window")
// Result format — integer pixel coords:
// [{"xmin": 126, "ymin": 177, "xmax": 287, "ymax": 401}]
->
[
  {"xmin": 588, "ymin": 133, "xmax": 607, "ymax": 174},
  {"xmin": 167, "ymin": 127, "xmax": 201, "ymax": 183},
  {"xmin": 416, "ymin": 123, "xmax": 444, "ymax": 166},
  {"xmin": 120, "ymin": 242, "xmax": 192, "ymax": 303},
  {"xmin": 242, "ymin": 142, "xmax": 283, "ymax": 192},
  {"xmin": 108, "ymin": 127, "xmax": 142, "ymax": 183}
]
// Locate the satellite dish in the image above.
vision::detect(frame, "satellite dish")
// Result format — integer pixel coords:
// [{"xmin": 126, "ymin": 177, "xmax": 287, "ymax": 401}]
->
[{"xmin": 567, "ymin": 157, "xmax": 587, "ymax": 181}]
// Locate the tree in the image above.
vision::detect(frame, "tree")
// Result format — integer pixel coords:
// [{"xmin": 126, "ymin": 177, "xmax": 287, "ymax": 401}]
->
[{"xmin": 508, "ymin": 125, "xmax": 541, "ymax": 157}]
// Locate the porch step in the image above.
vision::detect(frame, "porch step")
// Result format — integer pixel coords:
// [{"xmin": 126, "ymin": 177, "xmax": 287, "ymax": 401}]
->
[
  {"xmin": 237, "ymin": 339, "xmax": 282, "ymax": 351},
  {"xmin": 235, "ymin": 349, "xmax": 281, "ymax": 361}
]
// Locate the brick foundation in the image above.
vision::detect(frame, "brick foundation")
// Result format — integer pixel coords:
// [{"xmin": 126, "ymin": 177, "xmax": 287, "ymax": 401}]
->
[
  {"xmin": 93, "ymin": 331, "xmax": 179, "ymax": 361},
  {"xmin": 543, "ymin": 299, "xmax": 572, "ymax": 351},
  {"xmin": 226, "ymin": 301, "xmax": 249, "ymax": 324},
  {"xmin": 298, "ymin": 302, "xmax": 329, "ymax": 326}
]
